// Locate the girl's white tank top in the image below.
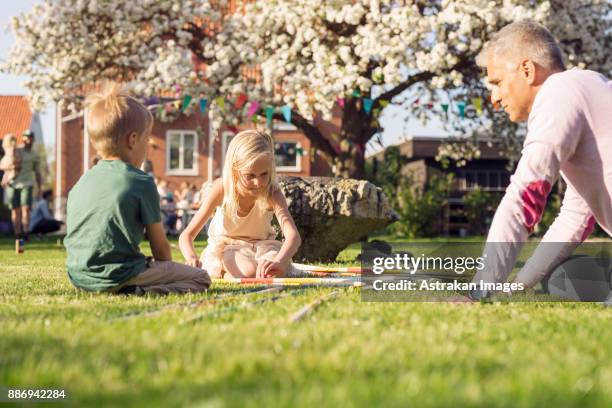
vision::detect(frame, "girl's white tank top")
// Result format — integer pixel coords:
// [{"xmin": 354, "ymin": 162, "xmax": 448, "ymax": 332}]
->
[{"xmin": 208, "ymin": 203, "xmax": 276, "ymax": 241}]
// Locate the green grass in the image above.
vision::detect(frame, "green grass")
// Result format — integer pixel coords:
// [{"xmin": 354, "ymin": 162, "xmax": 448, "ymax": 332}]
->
[{"xmin": 1, "ymin": 236, "xmax": 612, "ymax": 407}]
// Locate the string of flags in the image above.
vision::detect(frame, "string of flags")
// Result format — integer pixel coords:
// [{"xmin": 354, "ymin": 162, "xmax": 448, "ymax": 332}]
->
[{"xmin": 145, "ymin": 89, "xmax": 487, "ymax": 127}]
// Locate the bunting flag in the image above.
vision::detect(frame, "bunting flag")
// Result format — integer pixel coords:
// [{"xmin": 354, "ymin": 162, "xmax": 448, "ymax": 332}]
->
[
  {"xmin": 246, "ymin": 101, "xmax": 260, "ymax": 117},
  {"xmin": 252, "ymin": 115, "xmax": 259, "ymax": 124},
  {"xmin": 199, "ymin": 98, "xmax": 208, "ymax": 113},
  {"xmin": 363, "ymin": 98, "xmax": 373, "ymax": 114},
  {"xmin": 457, "ymin": 101, "xmax": 466, "ymax": 118},
  {"xmin": 295, "ymin": 146, "xmax": 304, "ymax": 156},
  {"xmin": 236, "ymin": 93, "xmax": 248, "ymax": 109},
  {"xmin": 471, "ymin": 97, "xmax": 483, "ymax": 115},
  {"xmin": 174, "ymin": 84, "xmax": 182, "ymax": 95},
  {"xmin": 265, "ymin": 106, "xmax": 275, "ymax": 127},
  {"xmin": 280, "ymin": 105, "xmax": 292, "ymax": 123},
  {"xmin": 181, "ymin": 95, "xmax": 192, "ymax": 112},
  {"xmin": 154, "ymin": 89, "xmax": 489, "ymax": 123},
  {"xmin": 215, "ymin": 96, "xmax": 225, "ymax": 112}
]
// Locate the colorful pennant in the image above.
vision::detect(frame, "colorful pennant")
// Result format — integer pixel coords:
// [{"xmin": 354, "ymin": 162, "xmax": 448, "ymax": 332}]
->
[
  {"xmin": 363, "ymin": 98, "xmax": 373, "ymax": 114},
  {"xmin": 457, "ymin": 101, "xmax": 466, "ymax": 118},
  {"xmin": 280, "ymin": 105, "xmax": 292, "ymax": 123},
  {"xmin": 265, "ymin": 106, "xmax": 275, "ymax": 127},
  {"xmin": 199, "ymin": 98, "xmax": 208, "ymax": 113},
  {"xmin": 246, "ymin": 101, "xmax": 260, "ymax": 117},
  {"xmin": 181, "ymin": 95, "xmax": 192, "ymax": 112},
  {"xmin": 215, "ymin": 96, "xmax": 225, "ymax": 112},
  {"xmin": 236, "ymin": 93, "xmax": 248, "ymax": 109}
]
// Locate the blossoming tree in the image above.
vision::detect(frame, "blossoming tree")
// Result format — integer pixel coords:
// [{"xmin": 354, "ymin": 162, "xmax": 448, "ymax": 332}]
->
[{"xmin": 4, "ymin": 0, "xmax": 611, "ymax": 178}]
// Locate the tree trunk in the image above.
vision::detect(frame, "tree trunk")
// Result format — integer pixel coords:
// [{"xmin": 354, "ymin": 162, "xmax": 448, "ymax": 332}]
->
[
  {"xmin": 336, "ymin": 147, "xmax": 366, "ymax": 179},
  {"xmin": 335, "ymin": 98, "xmax": 372, "ymax": 179}
]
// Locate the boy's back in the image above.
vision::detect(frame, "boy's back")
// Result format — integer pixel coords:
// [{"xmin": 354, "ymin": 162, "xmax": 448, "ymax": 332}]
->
[{"xmin": 65, "ymin": 160, "xmax": 160, "ymax": 291}]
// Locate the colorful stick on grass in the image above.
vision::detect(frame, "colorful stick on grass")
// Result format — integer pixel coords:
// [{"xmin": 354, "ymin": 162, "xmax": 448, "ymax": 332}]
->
[
  {"xmin": 291, "ymin": 263, "xmax": 364, "ymax": 274},
  {"xmin": 290, "ymin": 291, "xmax": 339, "ymax": 323},
  {"xmin": 213, "ymin": 277, "xmax": 363, "ymax": 286}
]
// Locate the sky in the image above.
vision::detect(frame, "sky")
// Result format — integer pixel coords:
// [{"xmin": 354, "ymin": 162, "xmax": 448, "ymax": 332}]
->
[{"xmin": 0, "ymin": 0, "xmax": 448, "ymax": 153}]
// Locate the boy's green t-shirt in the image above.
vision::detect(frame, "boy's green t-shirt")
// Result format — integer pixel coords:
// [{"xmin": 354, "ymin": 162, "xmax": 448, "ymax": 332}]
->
[{"xmin": 65, "ymin": 160, "xmax": 161, "ymax": 291}]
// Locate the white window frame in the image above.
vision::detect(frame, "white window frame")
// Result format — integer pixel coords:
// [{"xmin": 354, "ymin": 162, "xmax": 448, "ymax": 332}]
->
[
  {"xmin": 221, "ymin": 131, "xmax": 236, "ymax": 168},
  {"xmin": 165, "ymin": 130, "xmax": 199, "ymax": 176},
  {"xmin": 273, "ymin": 122, "xmax": 298, "ymax": 131},
  {"xmin": 275, "ymin": 140, "xmax": 302, "ymax": 173}
]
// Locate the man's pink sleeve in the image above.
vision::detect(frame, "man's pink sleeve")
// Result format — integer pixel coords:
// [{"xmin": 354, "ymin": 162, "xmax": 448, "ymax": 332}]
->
[
  {"xmin": 515, "ymin": 184, "xmax": 595, "ymax": 287},
  {"xmin": 475, "ymin": 142, "xmax": 560, "ymax": 283}
]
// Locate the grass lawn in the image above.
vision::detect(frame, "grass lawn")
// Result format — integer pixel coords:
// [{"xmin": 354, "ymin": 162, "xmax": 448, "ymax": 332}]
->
[{"xmin": 1, "ymin": 236, "xmax": 612, "ymax": 407}]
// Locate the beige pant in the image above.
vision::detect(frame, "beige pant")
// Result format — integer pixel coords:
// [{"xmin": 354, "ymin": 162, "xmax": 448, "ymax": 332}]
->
[{"xmin": 121, "ymin": 259, "xmax": 211, "ymax": 294}]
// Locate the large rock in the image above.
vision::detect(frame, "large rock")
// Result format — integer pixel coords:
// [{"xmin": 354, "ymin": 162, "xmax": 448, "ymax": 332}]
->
[{"xmin": 277, "ymin": 176, "xmax": 398, "ymax": 262}]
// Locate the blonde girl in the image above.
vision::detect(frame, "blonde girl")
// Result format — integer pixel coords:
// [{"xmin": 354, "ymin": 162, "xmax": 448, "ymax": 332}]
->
[
  {"xmin": 0, "ymin": 134, "xmax": 21, "ymax": 187},
  {"xmin": 179, "ymin": 130, "xmax": 301, "ymax": 278}
]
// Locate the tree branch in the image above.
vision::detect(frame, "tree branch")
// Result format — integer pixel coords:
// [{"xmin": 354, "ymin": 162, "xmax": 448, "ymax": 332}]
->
[
  {"xmin": 373, "ymin": 56, "xmax": 473, "ymax": 109},
  {"xmin": 270, "ymin": 110, "xmax": 338, "ymax": 158}
]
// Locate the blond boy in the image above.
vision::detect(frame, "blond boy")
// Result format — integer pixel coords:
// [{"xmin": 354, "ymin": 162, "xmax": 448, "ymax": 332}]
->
[{"xmin": 64, "ymin": 84, "xmax": 210, "ymax": 294}]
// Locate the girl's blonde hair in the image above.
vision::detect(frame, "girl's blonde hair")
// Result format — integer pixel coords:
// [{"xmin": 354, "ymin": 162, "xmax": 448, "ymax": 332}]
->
[
  {"xmin": 222, "ymin": 129, "xmax": 277, "ymax": 220},
  {"xmin": 85, "ymin": 82, "xmax": 153, "ymax": 157},
  {"xmin": 2, "ymin": 134, "xmax": 17, "ymax": 151}
]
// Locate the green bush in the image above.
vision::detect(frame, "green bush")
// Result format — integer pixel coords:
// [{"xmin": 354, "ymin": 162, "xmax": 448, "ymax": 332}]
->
[
  {"xmin": 463, "ymin": 188, "xmax": 503, "ymax": 235},
  {"xmin": 390, "ymin": 172, "xmax": 455, "ymax": 238}
]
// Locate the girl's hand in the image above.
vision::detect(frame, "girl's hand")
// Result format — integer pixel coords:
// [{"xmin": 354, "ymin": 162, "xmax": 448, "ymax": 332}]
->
[
  {"xmin": 256, "ymin": 259, "xmax": 284, "ymax": 278},
  {"xmin": 185, "ymin": 255, "xmax": 202, "ymax": 268}
]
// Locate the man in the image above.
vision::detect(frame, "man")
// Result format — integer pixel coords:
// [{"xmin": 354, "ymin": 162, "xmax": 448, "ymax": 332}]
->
[
  {"xmin": 5, "ymin": 130, "xmax": 42, "ymax": 240},
  {"xmin": 468, "ymin": 20, "xmax": 612, "ymax": 300}
]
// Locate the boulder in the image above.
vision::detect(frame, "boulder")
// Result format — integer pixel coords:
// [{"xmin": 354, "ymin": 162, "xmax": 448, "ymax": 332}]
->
[{"xmin": 277, "ymin": 176, "xmax": 398, "ymax": 262}]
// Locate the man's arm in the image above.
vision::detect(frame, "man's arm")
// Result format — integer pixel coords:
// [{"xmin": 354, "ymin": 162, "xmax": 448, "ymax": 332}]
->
[
  {"xmin": 33, "ymin": 153, "xmax": 42, "ymax": 192},
  {"xmin": 515, "ymin": 183, "xmax": 595, "ymax": 288},
  {"xmin": 473, "ymin": 142, "xmax": 561, "ymax": 286},
  {"xmin": 145, "ymin": 222, "xmax": 172, "ymax": 261}
]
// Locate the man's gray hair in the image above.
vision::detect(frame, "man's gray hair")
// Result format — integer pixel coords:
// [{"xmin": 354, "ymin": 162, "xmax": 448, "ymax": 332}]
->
[{"xmin": 476, "ymin": 20, "xmax": 565, "ymax": 71}]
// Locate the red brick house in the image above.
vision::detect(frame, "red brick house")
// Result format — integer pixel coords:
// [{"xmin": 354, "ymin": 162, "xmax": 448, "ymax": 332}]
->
[
  {"xmin": 54, "ymin": 104, "xmax": 334, "ymax": 219},
  {"xmin": 0, "ymin": 95, "xmax": 43, "ymax": 146}
]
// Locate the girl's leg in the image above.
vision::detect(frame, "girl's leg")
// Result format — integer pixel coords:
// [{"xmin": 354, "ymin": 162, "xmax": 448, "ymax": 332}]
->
[
  {"xmin": 255, "ymin": 241, "xmax": 292, "ymax": 277},
  {"xmin": 222, "ymin": 247, "xmax": 258, "ymax": 278}
]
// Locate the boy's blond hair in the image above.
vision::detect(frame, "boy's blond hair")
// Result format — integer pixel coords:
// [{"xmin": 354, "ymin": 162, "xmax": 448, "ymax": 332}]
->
[
  {"xmin": 222, "ymin": 129, "xmax": 278, "ymax": 221},
  {"xmin": 85, "ymin": 83, "xmax": 153, "ymax": 156},
  {"xmin": 2, "ymin": 133, "xmax": 17, "ymax": 151}
]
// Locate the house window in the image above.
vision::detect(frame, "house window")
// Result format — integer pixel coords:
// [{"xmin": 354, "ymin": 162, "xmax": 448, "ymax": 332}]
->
[
  {"xmin": 166, "ymin": 130, "xmax": 198, "ymax": 175},
  {"xmin": 275, "ymin": 141, "xmax": 301, "ymax": 172},
  {"xmin": 221, "ymin": 131, "xmax": 235, "ymax": 167}
]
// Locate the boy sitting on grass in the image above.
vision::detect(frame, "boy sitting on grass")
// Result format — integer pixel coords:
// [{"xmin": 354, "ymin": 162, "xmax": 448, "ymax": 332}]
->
[{"xmin": 64, "ymin": 84, "xmax": 210, "ymax": 295}]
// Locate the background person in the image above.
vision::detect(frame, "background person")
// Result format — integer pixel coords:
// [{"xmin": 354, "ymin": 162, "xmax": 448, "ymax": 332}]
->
[
  {"xmin": 2, "ymin": 130, "xmax": 42, "ymax": 240},
  {"xmin": 29, "ymin": 189, "xmax": 63, "ymax": 236},
  {"xmin": 0, "ymin": 134, "xmax": 21, "ymax": 188}
]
